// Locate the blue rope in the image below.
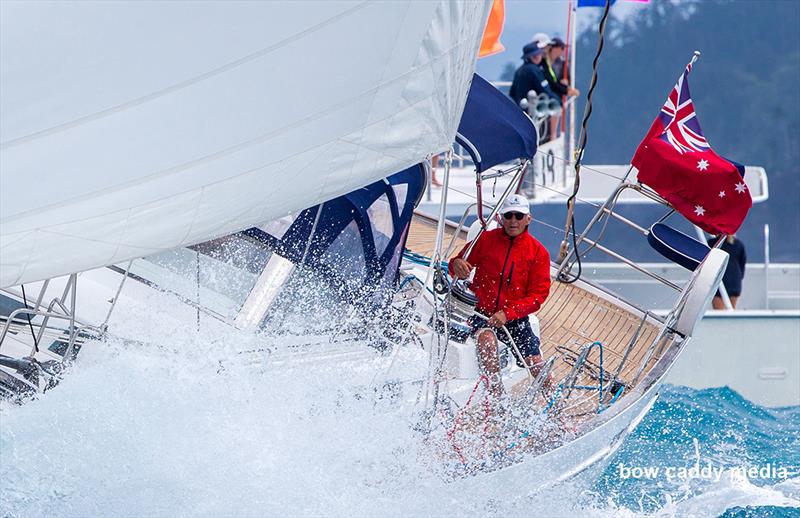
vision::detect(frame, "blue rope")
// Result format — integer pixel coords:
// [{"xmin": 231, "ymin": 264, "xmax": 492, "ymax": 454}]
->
[
  {"xmin": 402, "ymin": 249, "xmax": 448, "ymax": 269},
  {"xmin": 599, "ymin": 384, "xmax": 625, "ymax": 413},
  {"xmin": 542, "ymin": 383, "xmax": 564, "ymax": 414},
  {"xmin": 398, "ymin": 275, "xmax": 421, "ymax": 290},
  {"xmin": 504, "ymin": 430, "xmax": 530, "ymax": 451}
]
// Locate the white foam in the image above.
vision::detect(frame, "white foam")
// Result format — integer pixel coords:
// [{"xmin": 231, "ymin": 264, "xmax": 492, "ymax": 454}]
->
[
  {"xmin": 0, "ymin": 330, "xmax": 585, "ymax": 516},
  {"xmin": 2, "ymin": 326, "xmax": 796, "ymax": 516}
]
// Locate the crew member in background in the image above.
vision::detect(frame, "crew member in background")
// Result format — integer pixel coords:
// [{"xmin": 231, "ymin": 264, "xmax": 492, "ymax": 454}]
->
[
  {"xmin": 542, "ymin": 37, "xmax": 580, "ymax": 100},
  {"xmin": 548, "ymin": 36, "xmax": 566, "ymax": 79},
  {"xmin": 533, "ymin": 35, "xmax": 579, "ymax": 142},
  {"xmin": 509, "ymin": 43, "xmax": 559, "ymax": 108},
  {"xmin": 708, "ymin": 234, "xmax": 747, "ymax": 309},
  {"xmin": 449, "ymin": 195, "xmax": 551, "ymax": 400}
]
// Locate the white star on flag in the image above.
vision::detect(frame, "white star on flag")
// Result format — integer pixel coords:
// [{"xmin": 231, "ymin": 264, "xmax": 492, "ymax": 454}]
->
[
  {"xmin": 735, "ymin": 181, "xmax": 747, "ymax": 194},
  {"xmin": 694, "ymin": 205, "xmax": 705, "ymax": 216},
  {"xmin": 719, "ymin": 191, "xmax": 726, "ymax": 198},
  {"xmin": 697, "ymin": 159, "xmax": 709, "ymax": 171}
]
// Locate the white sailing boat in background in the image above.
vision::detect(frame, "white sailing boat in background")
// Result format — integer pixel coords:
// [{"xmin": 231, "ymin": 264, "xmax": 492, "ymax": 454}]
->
[{"xmin": 0, "ymin": 0, "xmax": 738, "ymax": 493}]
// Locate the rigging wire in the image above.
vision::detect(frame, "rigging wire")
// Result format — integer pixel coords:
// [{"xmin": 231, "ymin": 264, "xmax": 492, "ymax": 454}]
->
[
  {"xmin": 431, "ymin": 175, "xmax": 594, "ymax": 244},
  {"xmin": 535, "ymin": 148, "xmax": 629, "ymax": 182},
  {"xmin": 449, "ymin": 179, "xmax": 603, "ymax": 211},
  {"xmin": 195, "ymin": 249, "xmax": 201, "ymax": 332},
  {"xmin": 419, "ymin": 149, "xmax": 457, "ymax": 428},
  {"xmin": 532, "ymin": 216, "xmax": 578, "ymax": 237},
  {"xmin": 446, "ymin": 160, "xmax": 624, "ymax": 208},
  {"xmin": 562, "ymin": 185, "xmax": 627, "ymax": 267},
  {"xmin": 558, "ymin": 0, "xmax": 613, "ymax": 284},
  {"xmin": 442, "ymin": 156, "xmax": 632, "ymax": 267},
  {"xmin": 448, "ymin": 155, "xmax": 626, "ymax": 209},
  {"xmin": 20, "ymin": 285, "xmax": 40, "ymax": 354},
  {"xmin": 528, "ymin": 181, "xmax": 603, "ymax": 209}
]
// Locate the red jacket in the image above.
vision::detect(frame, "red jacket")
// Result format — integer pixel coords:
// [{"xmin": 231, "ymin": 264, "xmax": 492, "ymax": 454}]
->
[{"xmin": 448, "ymin": 228, "xmax": 551, "ymax": 321}]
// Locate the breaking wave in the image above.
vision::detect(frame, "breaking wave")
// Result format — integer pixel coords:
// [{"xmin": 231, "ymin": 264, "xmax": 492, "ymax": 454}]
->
[
  {"xmin": 588, "ymin": 385, "xmax": 800, "ymax": 517},
  {"xmin": 1, "ymin": 328, "xmax": 798, "ymax": 517}
]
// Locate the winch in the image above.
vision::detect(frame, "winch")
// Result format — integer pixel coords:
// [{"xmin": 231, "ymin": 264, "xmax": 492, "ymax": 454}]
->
[{"xmin": 446, "ymin": 279, "xmax": 479, "ymax": 343}]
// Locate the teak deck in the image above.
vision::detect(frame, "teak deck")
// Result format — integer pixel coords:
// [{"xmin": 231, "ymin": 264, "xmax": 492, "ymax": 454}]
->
[
  {"xmin": 406, "ymin": 211, "xmax": 468, "ymax": 258},
  {"xmin": 537, "ymin": 280, "xmax": 661, "ymax": 387}
]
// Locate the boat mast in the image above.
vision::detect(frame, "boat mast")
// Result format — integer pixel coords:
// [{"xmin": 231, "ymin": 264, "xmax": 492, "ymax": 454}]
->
[{"xmin": 568, "ymin": 0, "xmax": 577, "ymax": 182}]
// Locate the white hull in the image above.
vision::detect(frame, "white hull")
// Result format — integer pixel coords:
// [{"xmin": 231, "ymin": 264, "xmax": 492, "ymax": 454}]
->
[{"xmin": 0, "ymin": 177, "xmax": 731, "ymax": 493}]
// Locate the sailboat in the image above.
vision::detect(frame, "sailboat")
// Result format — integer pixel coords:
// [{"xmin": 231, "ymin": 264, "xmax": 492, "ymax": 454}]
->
[
  {"xmin": 0, "ymin": 0, "xmax": 735, "ymax": 493},
  {"xmin": 388, "ymin": 72, "xmax": 732, "ymax": 487}
]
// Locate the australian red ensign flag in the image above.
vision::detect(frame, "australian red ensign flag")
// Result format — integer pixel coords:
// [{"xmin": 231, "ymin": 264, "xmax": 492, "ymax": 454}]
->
[{"xmin": 631, "ymin": 55, "xmax": 752, "ymax": 235}]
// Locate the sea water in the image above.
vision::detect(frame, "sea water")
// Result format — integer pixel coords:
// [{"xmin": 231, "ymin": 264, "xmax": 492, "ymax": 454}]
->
[{"xmin": 1, "ymin": 331, "xmax": 798, "ymax": 517}]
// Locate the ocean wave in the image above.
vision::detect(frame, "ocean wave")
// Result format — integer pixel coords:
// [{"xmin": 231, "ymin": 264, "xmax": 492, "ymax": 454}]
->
[
  {"xmin": 1, "ymin": 334, "xmax": 797, "ymax": 517},
  {"xmin": 588, "ymin": 385, "xmax": 800, "ymax": 517}
]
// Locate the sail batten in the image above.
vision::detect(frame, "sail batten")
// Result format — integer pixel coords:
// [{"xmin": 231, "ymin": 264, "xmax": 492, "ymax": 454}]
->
[{"xmin": 0, "ymin": 0, "xmax": 492, "ymax": 287}]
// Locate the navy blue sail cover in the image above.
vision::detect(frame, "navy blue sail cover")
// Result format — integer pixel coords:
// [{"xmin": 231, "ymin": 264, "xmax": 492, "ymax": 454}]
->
[
  {"xmin": 455, "ymin": 73, "xmax": 538, "ymax": 173},
  {"xmin": 244, "ymin": 164, "xmax": 426, "ymax": 305}
]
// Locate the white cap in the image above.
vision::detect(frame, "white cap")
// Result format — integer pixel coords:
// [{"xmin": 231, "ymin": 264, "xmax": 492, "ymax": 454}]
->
[
  {"xmin": 531, "ymin": 32, "xmax": 553, "ymax": 48},
  {"xmin": 499, "ymin": 194, "xmax": 530, "ymax": 215}
]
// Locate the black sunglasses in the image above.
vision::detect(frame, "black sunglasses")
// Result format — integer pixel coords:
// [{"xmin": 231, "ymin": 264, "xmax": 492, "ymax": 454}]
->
[{"xmin": 503, "ymin": 212, "xmax": 526, "ymax": 221}]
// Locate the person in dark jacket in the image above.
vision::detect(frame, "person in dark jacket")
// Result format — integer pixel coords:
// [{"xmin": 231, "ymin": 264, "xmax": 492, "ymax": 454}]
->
[
  {"xmin": 708, "ymin": 234, "xmax": 747, "ymax": 309},
  {"xmin": 449, "ymin": 195, "xmax": 551, "ymax": 398},
  {"xmin": 508, "ymin": 43, "xmax": 560, "ymax": 108}
]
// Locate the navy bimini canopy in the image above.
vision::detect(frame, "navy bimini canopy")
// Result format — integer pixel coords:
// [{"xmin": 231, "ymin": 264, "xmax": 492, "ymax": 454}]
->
[
  {"xmin": 244, "ymin": 164, "xmax": 426, "ymax": 306},
  {"xmin": 455, "ymin": 73, "xmax": 538, "ymax": 173}
]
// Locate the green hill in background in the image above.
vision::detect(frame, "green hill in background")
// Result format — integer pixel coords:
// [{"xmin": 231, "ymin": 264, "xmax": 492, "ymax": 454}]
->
[{"xmin": 572, "ymin": 0, "xmax": 799, "ymax": 260}]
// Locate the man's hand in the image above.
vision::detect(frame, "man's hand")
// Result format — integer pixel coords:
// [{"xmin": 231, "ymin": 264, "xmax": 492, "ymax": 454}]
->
[
  {"xmin": 451, "ymin": 258, "xmax": 473, "ymax": 279},
  {"xmin": 567, "ymin": 86, "xmax": 580, "ymax": 97},
  {"xmin": 487, "ymin": 310, "xmax": 507, "ymax": 328}
]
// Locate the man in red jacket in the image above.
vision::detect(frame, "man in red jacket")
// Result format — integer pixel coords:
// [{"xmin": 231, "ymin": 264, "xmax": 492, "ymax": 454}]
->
[{"xmin": 449, "ymin": 194, "xmax": 551, "ymax": 398}]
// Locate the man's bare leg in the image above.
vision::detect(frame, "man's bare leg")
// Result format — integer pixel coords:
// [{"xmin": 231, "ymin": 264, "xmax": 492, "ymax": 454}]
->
[
  {"xmin": 549, "ymin": 116, "xmax": 560, "ymax": 141},
  {"xmin": 476, "ymin": 329, "xmax": 503, "ymax": 399},
  {"xmin": 431, "ymin": 155, "xmax": 442, "ymax": 186},
  {"xmin": 712, "ymin": 296, "xmax": 739, "ymax": 310}
]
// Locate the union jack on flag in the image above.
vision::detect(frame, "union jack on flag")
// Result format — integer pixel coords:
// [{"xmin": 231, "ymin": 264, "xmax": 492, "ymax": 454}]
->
[{"xmin": 657, "ymin": 62, "xmax": 710, "ymax": 154}]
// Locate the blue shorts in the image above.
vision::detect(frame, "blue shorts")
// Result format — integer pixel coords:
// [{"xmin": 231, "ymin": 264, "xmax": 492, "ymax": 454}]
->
[{"xmin": 468, "ymin": 315, "xmax": 541, "ymax": 366}]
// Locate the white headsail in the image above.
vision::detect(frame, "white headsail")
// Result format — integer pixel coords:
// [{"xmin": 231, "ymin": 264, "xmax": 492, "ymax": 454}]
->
[{"xmin": 0, "ymin": 0, "xmax": 491, "ymax": 287}]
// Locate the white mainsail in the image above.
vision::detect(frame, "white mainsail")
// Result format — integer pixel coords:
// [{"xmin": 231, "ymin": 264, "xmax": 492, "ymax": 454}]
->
[{"xmin": 0, "ymin": 0, "xmax": 491, "ymax": 287}]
